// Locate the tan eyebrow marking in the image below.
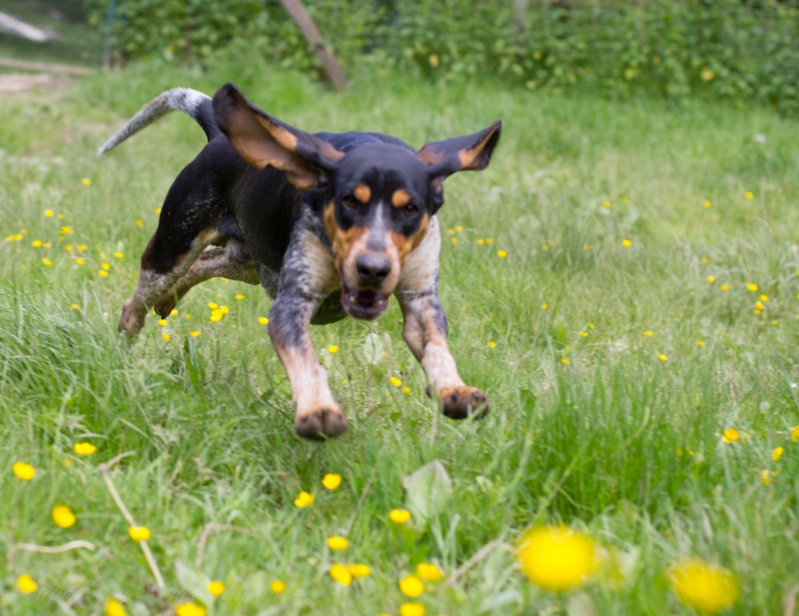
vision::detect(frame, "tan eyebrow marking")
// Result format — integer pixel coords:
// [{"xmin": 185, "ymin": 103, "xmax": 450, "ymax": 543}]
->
[
  {"xmin": 353, "ymin": 185, "xmax": 371, "ymax": 204},
  {"xmin": 391, "ymin": 189, "xmax": 411, "ymax": 207}
]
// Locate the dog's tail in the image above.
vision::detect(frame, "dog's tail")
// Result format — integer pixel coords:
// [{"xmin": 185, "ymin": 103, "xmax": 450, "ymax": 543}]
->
[{"xmin": 97, "ymin": 88, "xmax": 219, "ymax": 156}]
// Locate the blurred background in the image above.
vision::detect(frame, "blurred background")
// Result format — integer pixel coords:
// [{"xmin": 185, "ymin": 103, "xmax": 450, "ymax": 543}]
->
[{"xmin": 2, "ymin": 0, "xmax": 799, "ymax": 116}]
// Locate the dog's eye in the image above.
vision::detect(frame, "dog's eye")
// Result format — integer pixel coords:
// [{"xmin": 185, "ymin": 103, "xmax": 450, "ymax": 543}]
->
[
  {"xmin": 403, "ymin": 203, "xmax": 419, "ymax": 217},
  {"xmin": 342, "ymin": 195, "xmax": 358, "ymax": 209}
]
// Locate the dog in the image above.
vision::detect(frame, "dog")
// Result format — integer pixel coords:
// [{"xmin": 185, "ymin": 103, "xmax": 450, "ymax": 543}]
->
[{"xmin": 99, "ymin": 83, "xmax": 501, "ymax": 440}]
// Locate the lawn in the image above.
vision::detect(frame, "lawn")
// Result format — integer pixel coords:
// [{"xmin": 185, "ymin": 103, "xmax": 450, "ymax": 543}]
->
[{"xmin": 1, "ymin": 58, "xmax": 798, "ymax": 615}]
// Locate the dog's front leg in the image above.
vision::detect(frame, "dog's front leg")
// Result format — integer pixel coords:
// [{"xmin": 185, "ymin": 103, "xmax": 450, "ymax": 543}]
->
[
  {"xmin": 267, "ymin": 227, "xmax": 347, "ymax": 440},
  {"xmin": 395, "ymin": 220, "xmax": 489, "ymax": 419}
]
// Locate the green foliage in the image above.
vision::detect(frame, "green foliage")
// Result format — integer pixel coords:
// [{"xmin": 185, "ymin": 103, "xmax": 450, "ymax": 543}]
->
[{"xmin": 87, "ymin": 0, "xmax": 799, "ymax": 116}]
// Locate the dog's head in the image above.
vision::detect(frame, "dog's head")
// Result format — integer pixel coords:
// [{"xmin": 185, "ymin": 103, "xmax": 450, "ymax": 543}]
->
[{"xmin": 213, "ymin": 83, "xmax": 500, "ymax": 320}]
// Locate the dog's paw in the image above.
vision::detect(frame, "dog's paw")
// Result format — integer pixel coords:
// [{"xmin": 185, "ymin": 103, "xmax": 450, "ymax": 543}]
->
[
  {"xmin": 437, "ymin": 386, "xmax": 490, "ymax": 420},
  {"xmin": 295, "ymin": 407, "xmax": 348, "ymax": 440}
]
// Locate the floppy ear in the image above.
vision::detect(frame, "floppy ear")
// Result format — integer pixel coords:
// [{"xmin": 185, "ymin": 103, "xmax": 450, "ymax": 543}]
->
[
  {"xmin": 417, "ymin": 120, "xmax": 502, "ymax": 181},
  {"xmin": 213, "ymin": 82, "xmax": 344, "ymax": 190}
]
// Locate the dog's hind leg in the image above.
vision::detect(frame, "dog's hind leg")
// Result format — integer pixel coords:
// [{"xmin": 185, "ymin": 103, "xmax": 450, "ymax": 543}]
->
[
  {"xmin": 395, "ymin": 217, "xmax": 489, "ymax": 419},
  {"xmin": 152, "ymin": 242, "xmax": 259, "ymax": 318}
]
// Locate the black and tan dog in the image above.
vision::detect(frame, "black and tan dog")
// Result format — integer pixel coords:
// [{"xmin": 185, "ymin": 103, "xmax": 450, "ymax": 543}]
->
[{"xmin": 99, "ymin": 83, "xmax": 501, "ymax": 440}]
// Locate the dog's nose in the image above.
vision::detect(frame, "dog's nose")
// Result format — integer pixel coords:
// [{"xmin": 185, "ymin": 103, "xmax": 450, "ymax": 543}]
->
[{"xmin": 356, "ymin": 253, "xmax": 391, "ymax": 286}]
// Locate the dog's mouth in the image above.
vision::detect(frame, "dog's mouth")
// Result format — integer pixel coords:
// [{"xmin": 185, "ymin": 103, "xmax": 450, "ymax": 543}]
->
[{"xmin": 341, "ymin": 285, "xmax": 389, "ymax": 320}]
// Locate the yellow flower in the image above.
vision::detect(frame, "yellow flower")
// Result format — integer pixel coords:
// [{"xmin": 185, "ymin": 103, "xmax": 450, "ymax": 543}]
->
[
  {"xmin": 759, "ymin": 294, "xmax": 769, "ymax": 302},
  {"xmin": 755, "ymin": 301, "xmax": 764, "ymax": 310},
  {"xmin": 658, "ymin": 354, "xmax": 668, "ymax": 361},
  {"xmin": 155, "ymin": 208, "xmax": 162, "ymax": 215},
  {"xmin": 136, "ymin": 219, "xmax": 144, "ymax": 227},
  {"xmin": 170, "ymin": 309, "xmax": 178, "ymax": 316},
  {"xmin": 45, "ymin": 209, "xmax": 54, "ymax": 217},
  {"xmin": 390, "ymin": 509, "xmax": 412, "ymax": 524},
  {"xmin": 209, "ymin": 309, "xmax": 224, "ymax": 322},
  {"xmin": 294, "ymin": 491, "xmax": 314, "ymax": 508},
  {"xmin": 327, "ymin": 536, "xmax": 349, "ymax": 551},
  {"xmin": 488, "ymin": 341, "xmax": 496, "ymax": 348},
  {"xmin": 622, "ymin": 239, "xmax": 632, "ymax": 248},
  {"xmin": 348, "ymin": 564, "xmax": 371, "ymax": 579},
  {"xmin": 541, "ymin": 303, "xmax": 548, "ymax": 310},
  {"xmin": 760, "ymin": 469, "xmax": 773, "ymax": 486},
  {"xmin": 219, "ymin": 306, "xmax": 229, "ymax": 314},
  {"xmin": 696, "ymin": 340, "xmax": 704, "ymax": 346},
  {"xmin": 497, "ymin": 250, "xmax": 507, "ymax": 258},
  {"xmin": 390, "ymin": 376, "xmax": 402, "ymax": 387},
  {"xmin": 207, "ymin": 580, "xmax": 225, "ymax": 597},
  {"xmin": 175, "ymin": 603, "xmax": 206, "ymax": 616},
  {"xmin": 706, "ymin": 276, "xmax": 715, "ymax": 283},
  {"xmin": 105, "ymin": 597, "xmax": 127, "ymax": 616},
  {"xmin": 416, "ymin": 563, "xmax": 443, "ymax": 582},
  {"xmin": 258, "ymin": 317, "xmax": 269, "ymax": 325},
  {"xmin": 330, "ymin": 563, "xmax": 352, "ymax": 586},
  {"xmin": 128, "ymin": 526, "xmax": 151, "ymax": 542},
  {"xmin": 400, "ymin": 604, "xmax": 426, "ymax": 616},
  {"xmin": 322, "ymin": 473, "xmax": 342, "ymax": 490},
  {"xmin": 703, "ymin": 200, "xmax": 711, "ymax": 208},
  {"xmin": 42, "ymin": 258, "xmax": 52, "ymax": 266},
  {"xmin": 588, "ymin": 323, "xmax": 595, "ymax": 329},
  {"xmin": 644, "ymin": 331, "xmax": 653, "ymax": 337},
  {"xmin": 65, "ymin": 245, "xmax": 73, "ymax": 251},
  {"xmin": 60, "ymin": 226, "xmax": 73, "ymax": 235},
  {"xmin": 668, "ymin": 557, "xmax": 739, "ymax": 613},
  {"xmin": 485, "ymin": 238, "xmax": 493, "ymax": 245},
  {"xmin": 722, "ymin": 428, "xmax": 739, "ymax": 444},
  {"xmin": 114, "ymin": 252, "xmax": 124, "ymax": 259},
  {"xmin": 158, "ymin": 319, "xmax": 168, "ymax": 327},
  {"xmin": 515, "ymin": 525, "xmax": 596, "ymax": 591},
  {"xmin": 451, "ymin": 237, "xmax": 458, "ymax": 244},
  {"xmin": 602, "ymin": 200, "xmax": 610, "ymax": 208},
  {"xmin": 399, "ymin": 575, "xmax": 425, "ymax": 598},
  {"xmin": 17, "ymin": 573, "xmax": 38, "ymax": 594},
  {"xmin": 208, "ymin": 302, "xmax": 218, "ymax": 309},
  {"xmin": 402, "ymin": 387, "xmax": 411, "ymax": 395},
  {"xmin": 580, "ymin": 331, "xmax": 588, "ymax": 337},
  {"xmin": 98, "ymin": 270, "xmax": 108, "ymax": 278},
  {"xmin": 790, "ymin": 425, "xmax": 799, "ymax": 442},
  {"xmin": 747, "ymin": 283, "xmax": 758, "ymax": 292},
  {"xmin": 235, "ymin": 294, "xmax": 245, "ymax": 300},
  {"xmin": 560, "ymin": 358, "xmax": 570, "ymax": 365},
  {"xmin": 71, "ymin": 303, "xmax": 79, "ymax": 310},
  {"xmin": 52, "ymin": 505, "xmax": 76, "ymax": 528},
  {"xmin": 327, "ymin": 345, "xmax": 339, "ymax": 354},
  {"xmin": 428, "ymin": 54, "xmax": 439, "ymax": 68},
  {"xmin": 81, "ymin": 178, "xmax": 91, "ymax": 186},
  {"xmin": 13, "ymin": 461, "xmax": 35, "ymax": 480},
  {"xmin": 190, "ymin": 331, "xmax": 200, "ymax": 337},
  {"xmin": 701, "ymin": 257, "xmax": 709, "ymax": 263},
  {"xmin": 101, "ymin": 262, "xmax": 110, "ymax": 270},
  {"xmin": 75, "ymin": 258, "xmax": 85, "ymax": 265},
  {"xmin": 162, "ymin": 333, "xmax": 171, "ymax": 341},
  {"xmin": 772, "ymin": 447, "xmax": 784, "ymax": 461},
  {"xmin": 720, "ymin": 284, "xmax": 729, "ymax": 291},
  {"xmin": 74, "ymin": 442, "xmax": 96, "ymax": 456},
  {"xmin": 270, "ymin": 579, "xmax": 286, "ymax": 593},
  {"xmin": 745, "ymin": 191, "xmax": 753, "ymax": 200},
  {"xmin": 701, "ymin": 68, "xmax": 715, "ymax": 81},
  {"xmin": 476, "ymin": 238, "xmax": 484, "ymax": 245},
  {"xmin": 32, "ymin": 239, "xmax": 42, "ymax": 247}
]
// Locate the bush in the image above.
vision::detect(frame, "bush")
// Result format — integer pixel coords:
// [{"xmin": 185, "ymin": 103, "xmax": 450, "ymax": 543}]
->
[{"xmin": 88, "ymin": 0, "xmax": 799, "ymax": 116}]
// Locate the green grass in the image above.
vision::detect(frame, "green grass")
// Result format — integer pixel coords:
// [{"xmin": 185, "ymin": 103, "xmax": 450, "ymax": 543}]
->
[{"xmin": 1, "ymin": 58, "xmax": 799, "ymax": 615}]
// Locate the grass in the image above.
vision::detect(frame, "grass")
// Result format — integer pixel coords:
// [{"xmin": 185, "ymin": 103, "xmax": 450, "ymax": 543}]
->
[{"xmin": 1, "ymin": 56, "xmax": 799, "ymax": 615}]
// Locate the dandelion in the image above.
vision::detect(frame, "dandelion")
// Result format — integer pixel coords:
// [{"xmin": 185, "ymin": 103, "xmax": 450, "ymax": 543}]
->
[
  {"xmin": 207, "ymin": 580, "xmax": 225, "ymax": 597},
  {"xmin": 327, "ymin": 536, "xmax": 349, "ymax": 551},
  {"xmin": 791, "ymin": 426, "xmax": 799, "ymax": 442},
  {"xmin": 98, "ymin": 270, "xmax": 108, "ymax": 278},
  {"xmin": 668, "ymin": 557, "xmax": 739, "ymax": 613},
  {"xmin": 78, "ymin": 245, "xmax": 87, "ymax": 251},
  {"xmin": 136, "ymin": 219, "xmax": 143, "ymax": 227},
  {"xmin": 644, "ymin": 331, "xmax": 653, "ymax": 337},
  {"xmin": 476, "ymin": 238, "xmax": 484, "ymax": 245},
  {"xmin": 541, "ymin": 303, "xmax": 548, "ymax": 310},
  {"xmin": 745, "ymin": 191, "xmax": 753, "ymax": 200},
  {"xmin": 703, "ymin": 200, "xmax": 711, "ymax": 208},
  {"xmin": 720, "ymin": 284, "xmax": 729, "ymax": 291},
  {"xmin": 13, "ymin": 461, "xmax": 35, "ymax": 480},
  {"xmin": 706, "ymin": 276, "xmax": 715, "ymax": 283},
  {"xmin": 390, "ymin": 376, "xmax": 402, "ymax": 387},
  {"xmin": 402, "ymin": 387, "xmax": 411, "ymax": 395},
  {"xmin": 760, "ymin": 469, "xmax": 774, "ymax": 486},
  {"xmin": 327, "ymin": 345, "xmax": 339, "ymax": 354},
  {"xmin": 322, "ymin": 474, "xmax": 342, "ymax": 490},
  {"xmin": 485, "ymin": 238, "xmax": 493, "ymax": 245},
  {"xmin": 755, "ymin": 301, "xmax": 764, "ymax": 311},
  {"xmin": 400, "ymin": 604, "xmax": 425, "ymax": 616},
  {"xmin": 747, "ymin": 283, "xmax": 758, "ymax": 292},
  {"xmin": 44, "ymin": 210, "xmax": 54, "ymax": 217},
  {"xmin": 258, "ymin": 317, "xmax": 269, "ymax": 325},
  {"xmin": 588, "ymin": 323, "xmax": 595, "ymax": 329},
  {"xmin": 209, "ymin": 309, "xmax": 224, "ymax": 322},
  {"xmin": 330, "ymin": 563, "xmax": 352, "ymax": 586},
  {"xmin": 560, "ymin": 358, "xmax": 570, "ymax": 365},
  {"xmin": 65, "ymin": 245, "xmax": 73, "ymax": 251},
  {"xmin": 128, "ymin": 526, "xmax": 151, "ymax": 542},
  {"xmin": 71, "ymin": 303, "xmax": 79, "ymax": 310},
  {"xmin": 701, "ymin": 257, "xmax": 708, "ymax": 263},
  {"xmin": 760, "ymin": 294, "xmax": 769, "ymax": 302},
  {"xmin": 701, "ymin": 68, "xmax": 715, "ymax": 81},
  {"xmin": 416, "ymin": 563, "xmax": 443, "ymax": 582},
  {"xmin": 497, "ymin": 249, "xmax": 507, "ymax": 258},
  {"xmin": 190, "ymin": 331, "xmax": 200, "ymax": 338},
  {"xmin": 81, "ymin": 178, "xmax": 91, "ymax": 186},
  {"xmin": 42, "ymin": 258, "xmax": 52, "ymax": 266},
  {"xmin": 158, "ymin": 319, "xmax": 168, "ymax": 327},
  {"xmin": 105, "ymin": 598, "xmax": 127, "ymax": 616},
  {"xmin": 390, "ymin": 509, "xmax": 412, "ymax": 524},
  {"xmin": 348, "ymin": 564, "xmax": 371, "ymax": 579},
  {"xmin": 155, "ymin": 208, "xmax": 162, "ymax": 215},
  {"xmin": 74, "ymin": 442, "xmax": 96, "ymax": 456},
  {"xmin": 219, "ymin": 306, "xmax": 229, "ymax": 314},
  {"xmin": 488, "ymin": 341, "xmax": 496, "ymax": 348},
  {"xmin": 602, "ymin": 201, "xmax": 610, "ymax": 208},
  {"xmin": 428, "ymin": 54, "xmax": 439, "ymax": 68},
  {"xmin": 175, "ymin": 603, "xmax": 206, "ymax": 616},
  {"xmin": 399, "ymin": 575, "xmax": 425, "ymax": 598},
  {"xmin": 32, "ymin": 239, "xmax": 42, "ymax": 247},
  {"xmin": 451, "ymin": 237, "xmax": 458, "ymax": 244},
  {"xmin": 60, "ymin": 226, "xmax": 73, "ymax": 235},
  {"xmin": 455, "ymin": 225, "xmax": 464, "ymax": 232},
  {"xmin": 722, "ymin": 428, "xmax": 739, "ymax": 444},
  {"xmin": 294, "ymin": 491, "xmax": 314, "ymax": 508},
  {"xmin": 114, "ymin": 252, "xmax": 124, "ymax": 259},
  {"xmin": 52, "ymin": 505, "xmax": 76, "ymax": 528},
  {"xmin": 696, "ymin": 340, "xmax": 704, "ymax": 346},
  {"xmin": 270, "ymin": 579, "xmax": 286, "ymax": 594},
  {"xmin": 516, "ymin": 525, "xmax": 596, "ymax": 591},
  {"xmin": 162, "ymin": 333, "xmax": 171, "ymax": 341},
  {"xmin": 17, "ymin": 573, "xmax": 37, "ymax": 594},
  {"xmin": 658, "ymin": 354, "xmax": 668, "ymax": 361},
  {"xmin": 622, "ymin": 239, "xmax": 632, "ymax": 248},
  {"xmin": 772, "ymin": 447, "xmax": 784, "ymax": 461},
  {"xmin": 580, "ymin": 331, "xmax": 588, "ymax": 337}
]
